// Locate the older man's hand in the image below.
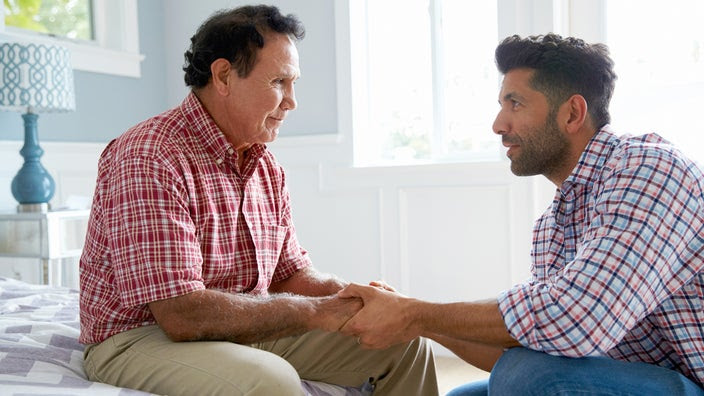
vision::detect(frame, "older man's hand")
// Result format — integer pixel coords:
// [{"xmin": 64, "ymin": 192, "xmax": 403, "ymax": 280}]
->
[
  {"xmin": 338, "ymin": 283, "xmax": 421, "ymax": 349},
  {"xmin": 311, "ymin": 295, "xmax": 363, "ymax": 333}
]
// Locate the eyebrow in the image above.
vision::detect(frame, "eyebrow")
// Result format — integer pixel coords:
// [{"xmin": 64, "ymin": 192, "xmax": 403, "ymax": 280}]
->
[
  {"xmin": 280, "ymin": 72, "xmax": 300, "ymax": 83},
  {"xmin": 499, "ymin": 92, "xmax": 526, "ymax": 105},
  {"xmin": 282, "ymin": 66, "xmax": 300, "ymax": 79}
]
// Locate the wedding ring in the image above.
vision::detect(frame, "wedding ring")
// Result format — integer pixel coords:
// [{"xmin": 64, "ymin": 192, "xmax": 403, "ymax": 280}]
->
[{"xmin": 356, "ymin": 337, "xmax": 361, "ymax": 345}]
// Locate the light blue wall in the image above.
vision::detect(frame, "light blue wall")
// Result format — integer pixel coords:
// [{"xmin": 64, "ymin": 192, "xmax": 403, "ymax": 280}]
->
[
  {"xmin": 0, "ymin": 0, "xmax": 338, "ymax": 143},
  {"xmin": 0, "ymin": 0, "xmax": 168, "ymax": 143}
]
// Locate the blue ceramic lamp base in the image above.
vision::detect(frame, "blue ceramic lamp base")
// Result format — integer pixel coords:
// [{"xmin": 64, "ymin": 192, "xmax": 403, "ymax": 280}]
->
[{"xmin": 11, "ymin": 113, "xmax": 55, "ymax": 212}]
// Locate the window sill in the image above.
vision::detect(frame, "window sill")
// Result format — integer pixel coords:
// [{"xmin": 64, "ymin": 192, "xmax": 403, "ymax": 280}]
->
[{"xmin": 0, "ymin": 30, "xmax": 145, "ymax": 78}]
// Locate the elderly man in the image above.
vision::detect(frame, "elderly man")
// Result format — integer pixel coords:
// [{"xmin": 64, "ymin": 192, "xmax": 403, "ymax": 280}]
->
[
  {"xmin": 340, "ymin": 33, "xmax": 704, "ymax": 395},
  {"xmin": 79, "ymin": 5, "xmax": 437, "ymax": 396}
]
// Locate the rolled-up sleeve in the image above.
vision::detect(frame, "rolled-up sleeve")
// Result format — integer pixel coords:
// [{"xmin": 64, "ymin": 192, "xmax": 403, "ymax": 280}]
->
[{"xmin": 107, "ymin": 155, "xmax": 206, "ymax": 308}]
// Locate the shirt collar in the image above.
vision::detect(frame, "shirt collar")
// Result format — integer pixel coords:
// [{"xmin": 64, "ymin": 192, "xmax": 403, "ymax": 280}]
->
[
  {"xmin": 179, "ymin": 91, "xmax": 266, "ymax": 172},
  {"xmin": 562, "ymin": 125, "xmax": 619, "ymax": 191}
]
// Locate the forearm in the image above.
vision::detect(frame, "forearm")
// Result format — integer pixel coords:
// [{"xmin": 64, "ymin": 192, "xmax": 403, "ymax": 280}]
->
[
  {"xmin": 430, "ymin": 334, "xmax": 505, "ymax": 372},
  {"xmin": 412, "ymin": 299, "xmax": 519, "ymax": 348},
  {"xmin": 339, "ymin": 284, "xmax": 519, "ymax": 351},
  {"xmin": 149, "ymin": 289, "xmax": 344, "ymax": 344},
  {"xmin": 270, "ymin": 267, "xmax": 347, "ymax": 296}
]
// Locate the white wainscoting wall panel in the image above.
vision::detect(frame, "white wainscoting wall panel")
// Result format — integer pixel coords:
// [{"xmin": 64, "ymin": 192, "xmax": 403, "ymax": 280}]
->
[
  {"xmin": 400, "ymin": 185, "xmax": 512, "ymax": 302},
  {"xmin": 283, "ymin": 164, "xmax": 385, "ymax": 284},
  {"xmin": 269, "ymin": 138, "xmax": 555, "ymax": 299},
  {"xmin": 267, "ymin": 138, "xmax": 555, "ymax": 356}
]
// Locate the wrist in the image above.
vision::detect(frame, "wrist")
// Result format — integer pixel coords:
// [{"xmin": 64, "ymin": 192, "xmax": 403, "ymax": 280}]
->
[
  {"xmin": 408, "ymin": 299, "xmax": 431, "ymax": 337},
  {"xmin": 304, "ymin": 297, "xmax": 324, "ymax": 330},
  {"xmin": 323, "ymin": 276, "xmax": 348, "ymax": 295}
]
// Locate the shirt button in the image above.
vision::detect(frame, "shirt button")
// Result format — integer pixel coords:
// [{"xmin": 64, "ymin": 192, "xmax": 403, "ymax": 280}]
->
[
  {"xmin": 228, "ymin": 148, "xmax": 234, "ymax": 155},
  {"xmin": 216, "ymin": 158, "xmax": 224, "ymax": 165}
]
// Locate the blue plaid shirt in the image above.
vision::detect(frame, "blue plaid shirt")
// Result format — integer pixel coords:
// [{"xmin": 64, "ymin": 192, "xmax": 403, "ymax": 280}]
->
[{"xmin": 499, "ymin": 126, "xmax": 704, "ymax": 385}]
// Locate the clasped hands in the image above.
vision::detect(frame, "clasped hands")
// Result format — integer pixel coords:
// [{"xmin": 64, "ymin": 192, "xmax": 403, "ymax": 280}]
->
[{"xmin": 320, "ymin": 280, "xmax": 422, "ymax": 349}]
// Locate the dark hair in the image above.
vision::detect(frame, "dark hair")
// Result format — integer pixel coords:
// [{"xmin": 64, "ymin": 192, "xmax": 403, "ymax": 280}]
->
[
  {"xmin": 183, "ymin": 5, "xmax": 305, "ymax": 88},
  {"xmin": 495, "ymin": 33, "xmax": 617, "ymax": 128}
]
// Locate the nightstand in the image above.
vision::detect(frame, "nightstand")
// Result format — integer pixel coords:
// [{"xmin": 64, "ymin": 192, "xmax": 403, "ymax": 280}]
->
[{"xmin": 0, "ymin": 208, "xmax": 90, "ymax": 288}]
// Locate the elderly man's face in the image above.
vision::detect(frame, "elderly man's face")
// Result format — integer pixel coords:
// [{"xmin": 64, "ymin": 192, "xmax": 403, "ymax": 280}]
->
[
  {"xmin": 492, "ymin": 68, "xmax": 570, "ymax": 181},
  {"xmin": 225, "ymin": 33, "xmax": 300, "ymax": 151}
]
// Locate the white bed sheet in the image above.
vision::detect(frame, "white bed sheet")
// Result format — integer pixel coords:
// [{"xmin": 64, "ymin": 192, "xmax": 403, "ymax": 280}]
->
[{"xmin": 0, "ymin": 277, "xmax": 369, "ymax": 396}]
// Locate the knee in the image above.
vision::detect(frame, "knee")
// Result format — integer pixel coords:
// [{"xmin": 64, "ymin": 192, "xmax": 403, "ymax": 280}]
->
[
  {"xmin": 243, "ymin": 357, "xmax": 302, "ymax": 396},
  {"xmin": 406, "ymin": 336, "xmax": 434, "ymax": 361},
  {"xmin": 488, "ymin": 347, "xmax": 555, "ymax": 395},
  {"xmin": 447, "ymin": 378, "xmax": 489, "ymax": 396},
  {"xmin": 172, "ymin": 353, "xmax": 302, "ymax": 396},
  {"xmin": 385, "ymin": 336, "xmax": 435, "ymax": 366},
  {"xmin": 418, "ymin": 336, "xmax": 433, "ymax": 354}
]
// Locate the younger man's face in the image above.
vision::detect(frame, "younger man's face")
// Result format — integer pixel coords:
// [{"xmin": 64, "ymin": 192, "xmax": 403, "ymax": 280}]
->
[{"xmin": 492, "ymin": 68, "xmax": 570, "ymax": 180}]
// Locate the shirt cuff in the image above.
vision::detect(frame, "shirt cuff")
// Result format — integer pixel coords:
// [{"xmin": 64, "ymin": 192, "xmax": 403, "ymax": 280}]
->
[{"xmin": 498, "ymin": 283, "xmax": 537, "ymax": 350}]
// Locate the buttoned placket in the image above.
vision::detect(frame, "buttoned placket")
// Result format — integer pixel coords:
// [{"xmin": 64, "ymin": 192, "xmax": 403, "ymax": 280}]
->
[{"xmin": 215, "ymin": 147, "xmax": 240, "ymax": 175}]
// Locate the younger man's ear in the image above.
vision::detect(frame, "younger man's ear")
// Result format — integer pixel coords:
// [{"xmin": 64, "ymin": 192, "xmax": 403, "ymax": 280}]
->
[{"xmin": 561, "ymin": 94, "xmax": 588, "ymax": 134}]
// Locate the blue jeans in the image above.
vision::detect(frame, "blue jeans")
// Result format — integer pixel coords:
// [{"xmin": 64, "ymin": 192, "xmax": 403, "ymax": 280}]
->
[{"xmin": 447, "ymin": 347, "xmax": 704, "ymax": 396}]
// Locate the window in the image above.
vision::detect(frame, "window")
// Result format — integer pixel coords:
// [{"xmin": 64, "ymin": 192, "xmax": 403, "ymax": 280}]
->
[
  {"xmin": 344, "ymin": 0, "xmax": 703, "ymax": 167},
  {"xmin": 4, "ymin": 0, "xmax": 93, "ymax": 41},
  {"xmin": 350, "ymin": 0, "xmax": 501, "ymax": 166},
  {"xmin": 1, "ymin": 0, "xmax": 143, "ymax": 77},
  {"xmin": 604, "ymin": 0, "xmax": 704, "ymax": 164}
]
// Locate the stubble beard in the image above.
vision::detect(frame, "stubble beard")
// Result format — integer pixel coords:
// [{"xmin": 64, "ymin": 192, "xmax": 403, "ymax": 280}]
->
[{"xmin": 509, "ymin": 110, "xmax": 570, "ymax": 177}]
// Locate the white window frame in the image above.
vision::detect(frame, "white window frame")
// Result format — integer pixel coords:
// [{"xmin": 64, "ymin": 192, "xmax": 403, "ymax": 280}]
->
[
  {"xmin": 336, "ymin": 0, "xmax": 566, "ymax": 167},
  {"xmin": 568, "ymin": 0, "xmax": 704, "ymax": 164},
  {"xmin": 0, "ymin": 0, "xmax": 144, "ymax": 78}
]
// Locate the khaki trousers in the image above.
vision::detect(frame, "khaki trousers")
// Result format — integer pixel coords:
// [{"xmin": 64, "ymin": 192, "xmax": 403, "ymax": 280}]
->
[{"xmin": 84, "ymin": 325, "xmax": 438, "ymax": 396}]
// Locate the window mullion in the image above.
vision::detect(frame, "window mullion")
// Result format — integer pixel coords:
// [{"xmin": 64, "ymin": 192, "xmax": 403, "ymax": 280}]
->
[
  {"xmin": 567, "ymin": 0, "xmax": 606, "ymax": 42},
  {"xmin": 429, "ymin": 0, "xmax": 446, "ymax": 158}
]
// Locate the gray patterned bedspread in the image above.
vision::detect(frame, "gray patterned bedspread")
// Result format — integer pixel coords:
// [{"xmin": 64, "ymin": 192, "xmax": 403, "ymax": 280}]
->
[{"xmin": 0, "ymin": 277, "xmax": 370, "ymax": 396}]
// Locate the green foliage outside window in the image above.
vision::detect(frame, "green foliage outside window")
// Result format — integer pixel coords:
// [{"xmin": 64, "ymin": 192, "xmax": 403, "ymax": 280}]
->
[{"xmin": 4, "ymin": 0, "xmax": 92, "ymax": 41}]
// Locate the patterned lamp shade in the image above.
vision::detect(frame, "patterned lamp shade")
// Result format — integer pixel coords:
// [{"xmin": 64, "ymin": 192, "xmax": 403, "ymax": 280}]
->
[
  {"xmin": 0, "ymin": 42, "xmax": 76, "ymax": 210},
  {"xmin": 0, "ymin": 42, "xmax": 75, "ymax": 113}
]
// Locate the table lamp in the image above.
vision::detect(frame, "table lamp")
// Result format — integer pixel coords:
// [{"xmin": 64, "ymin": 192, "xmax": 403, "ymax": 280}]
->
[{"xmin": 0, "ymin": 42, "xmax": 76, "ymax": 213}]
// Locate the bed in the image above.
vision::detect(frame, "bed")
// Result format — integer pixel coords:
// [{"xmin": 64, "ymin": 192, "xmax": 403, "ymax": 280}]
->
[{"xmin": 0, "ymin": 277, "xmax": 370, "ymax": 396}]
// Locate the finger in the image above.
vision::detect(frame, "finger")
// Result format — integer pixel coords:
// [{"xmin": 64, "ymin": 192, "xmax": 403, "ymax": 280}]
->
[
  {"xmin": 355, "ymin": 335, "xmax": 379, "ymax": 350},
  {"xmin": 337, "ymin": 283, "xmax": 366, "ymax": 299},
  {"xmin": 339, "ymin": 319, "xmax": 358, "ymax": 336},
  {"xmin": 369, "ymin": 280, "xmax": 396, "ymax": 292}
]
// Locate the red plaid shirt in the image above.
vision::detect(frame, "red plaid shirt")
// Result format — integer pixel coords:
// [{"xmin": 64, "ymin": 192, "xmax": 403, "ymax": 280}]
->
[
  {"xmin": 79, "ymin": 92, "xmax": 311, "ymax": 344},
  {"xmin": 499, "ymin": 126, "xmax": 704, "ymax": 385}
]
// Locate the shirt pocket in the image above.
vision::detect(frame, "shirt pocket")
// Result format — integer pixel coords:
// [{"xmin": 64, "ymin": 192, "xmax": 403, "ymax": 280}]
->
[{"xmin": 251, "ymin": 224, "xmax": 288, "ymax": 290}]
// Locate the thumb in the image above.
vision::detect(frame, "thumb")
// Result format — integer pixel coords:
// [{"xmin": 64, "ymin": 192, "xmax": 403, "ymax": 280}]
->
[{"xmin": 338, "ymin": 283, "xmax": 365, "ymax": 299}]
